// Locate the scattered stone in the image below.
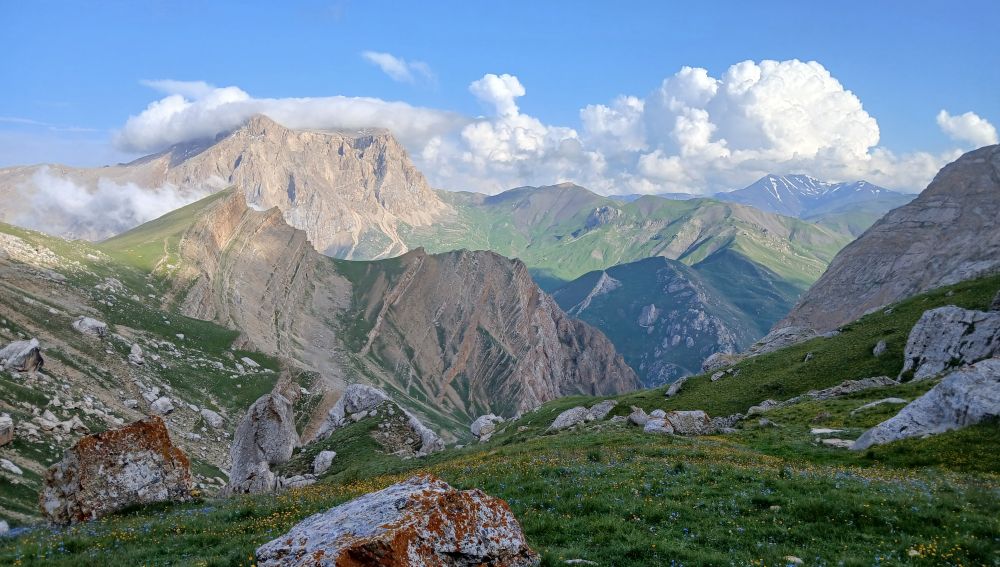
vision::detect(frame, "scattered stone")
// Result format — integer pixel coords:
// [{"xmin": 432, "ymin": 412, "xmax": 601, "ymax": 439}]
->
[
  {"xmin": 748, "ymin": 326, "xmax": 818, "ymax": 356},
  {"xmin": 810, "ymin": 428, "xmax": 844, "ymax": 435},
  {"xmin": 627, "ymin": 406, "xmax": 649, "ymax": 426},
  {"xmin": 649, "ymin": 409, "xmax": 666, "ymax": 419},
  {"xmin": 757, "ymin": 418, "xmax": 778, "ymax": 428},
  {"xmin": 643, "ymin": 418, "xmax": 674, "ymax": 435},
  {"xmin": 785, "ymin": 556, "xmax": 804, "ymax": 565},
  {"xmin": 747, "ymin": 400, "xmax": 780, "ymax": 415},
  {"xmin": 123, "ymin": 399, "xmax": 139, "ymax": 409},
  {"xmin": 810, "ymin": 411, "xmax": 832, "ymax": 424},
  {"xmin": 175, "ymin": 333, "xmax": 185, "ymax": 341},
  {"xmin": 873, "ymin": 340, "xmax": 887, "ymax": 358},
  {"xmin": 588, "ymin": 399, "xmax": 618, "ymax": 420},
  {"xmin": 853, "ymin": 358, "xmax": 1000, "ymax": 450},
  {"xmin": 471, "ymin": 414, "xmax": 504, "ymax": 442},
  {"xmin": 315, "ymin": 384, "xmax": 388, "ymax": 438},
  {"xmin": 1, "ymin": 458, "xmax": 23, "ymax": 475},
  {"xmin": 991, "ymin": 289, "xmax": 1000, "ymax": 311},
  {"xmin": 127, "ymin": 343, "xmax": 144, "ymax": 365},
  {"xmin": 821, "ymin": 438, "xmax": 854, "ymax": 449},
  {"xmin": 548, "ymin": 407, "xmax": 592, "ymax": 431},
  {"xmin": 313, "ymin": 451, "xmax": 337, "ymax": 475},
  {"xmin": 0, "ymin": 338, "xmax": 43, "ymax": 371},
  {"xmin": 40, "ymin": 416, "xmax": 192, "ymax": 524},
  {"xmin": 200, "ymin": 408, "xmax": 224, "ymax": 429},
  {"xmin": 710, "ymin": 371, "xmax": 725, "ymax": 382},
  {"xmin": 226, "ymin": 393, "xmax": 300, "ymax": 494},
  {"xmin": 0, "ymin": 414, "xmax": 13, "ymax": 447},
  {"xmin": 900, "ymin": 306, "xmax": 1000, "ymax": 381},
  {"xmin": 804, "ymin": 376, "xmax": 897, "ymax": 401},
  {"xmin": 565, "ymin": 560, "xmax": 598, "ymax": 565},
  {"xmin": 665, "ymin": 376, "xmax": 687, "ymax": 397},
  {"xmin": 665, "ymin": 410, "xmax": 713, "ymax": 435},
  {"xmin": 850, "ymin": 398, "xmax": 908, "ymax": 415},
  {"xmin": 240, "ymin": 356, "xmax": 260, "ymax": 368},
  {"xmin": 711, "ymin": 413, "xmax": 743, "ymax": 431},
  {"xmin": 701, "ymin": 352, "xmax": 740, "ymax": 373},
  {"xmin": 277, "ymin": 474, "xmax": 316, "ymax": 489},
  {"xmin": 150, "ymin": 396, "xmax": 174, "ymax": 415},
  {"xmin": 0, "ymin": 520, "xmax": 7, "ymax": 536},
  {"xmin": 255, "ymin": 475, "xmax": 538, "ymax": 567},
  {"xmin": 71, "ymin": 316, "xmax": 108, "ymax": 337},
  {"xmin": 803, "ymin": 352, "xmax": 814, "ymax": 363}
]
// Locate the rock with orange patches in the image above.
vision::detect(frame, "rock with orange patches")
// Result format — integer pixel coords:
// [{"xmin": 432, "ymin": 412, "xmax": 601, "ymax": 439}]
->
[
  {"xmin": 256, "ymin": 474, "xmax": 539, "ymax": 566},
  {"xmin": 40, "ymin": 416, "xmax": 192, "ymax": 524}
]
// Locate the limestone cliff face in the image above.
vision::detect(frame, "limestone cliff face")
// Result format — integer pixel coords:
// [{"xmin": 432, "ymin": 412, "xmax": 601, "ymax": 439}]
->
[
  {"xmin": 0, "ymin": 115, "xmax": 448, "ymax": 255},
  {"xmin": 175, "ymin": 191, "xmax": 638, "ymax": 435},
  {"xmin": 781, "ymin": 145, "xmax": 1000, "ymax": 333}
]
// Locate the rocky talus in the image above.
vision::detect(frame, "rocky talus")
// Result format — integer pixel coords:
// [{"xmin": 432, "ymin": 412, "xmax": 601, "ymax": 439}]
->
[{"xmin": 781, "ymin": 145, "xmax": 1000, "ymax": 332}]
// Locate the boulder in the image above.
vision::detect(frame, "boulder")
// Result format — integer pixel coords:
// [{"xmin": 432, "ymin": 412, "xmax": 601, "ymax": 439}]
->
[
  {"xmin": 804, "ymin": 376, "xmax": 897, "ymax": 401},
  {"xmin": 665, "ymin": 410, "xmax": 713, "ymax": 435},
  {"xmin": 256, "ymin": 475, "xmax": 538, "ymax": 567},
  {"xmin": 315, "ymin": 384, "xmax": 389, "ymax": 438},
  {"xmin": 649, "ymin": 409, "xmax": 666, "ymax": 419},
  {"xmin": 200, "ymin": 408, "xmax": 224, "ymax": 429},
  {"xmin": 150, "ymin": 396, "xmax": 174, "ymax": 415},
  {"xmin": 873, "ymin": 340, "xmax": 887, "ymax": 357},
  {"xmin": 404, "ymin": 413, "xmax": 446, "ymax": 456},
  {"xmin": 991, "ymin": 289, "xmax": 1000, "ymax": 311},
  {"xmin": 0, "ymin": 520, "xmax": 7, "ymax": 536},
  {"xmin": 588, "ymin": 399, "xmax": 618, "ymax": 420},
  {"xmin": 226, "ymin": 393, "xmax": 300, "ymax": 494},
  {"xmin": 747, "ymin": 400, "xmax": 780, "ymax": 415},
  {"xmin": 71, "ymin": 316, "xmax": 108, "ymax": 337},
  {"xmin": 627, "ymin": 406, "xmax": 649, "ymax": 426},
  {"xmin": 548, "ymin": 406, "xmax": 592, "ymax": 431},
  {"xmin": 747, "ymin": 326, "xmax": 818, "ymax": 356},
  {"xmin": 900, "ymin": 306, "xmax": 1000, "ymax": 381},
  {"xmin": 665, "ymin": 376, "xmax": 687, "ymax": 397},
  {"xmin": 701, "ymin": 352, "xmax": 740, "ymax": 373},
  {"xmin": 852, "ymin": 358, "xmax": 1000, "ymax": 451},
  {"xmin": 850, "ymin": 398, "xmax": 907, "ymax": 415},
  {"xmin": 127, "ymin": 343, "xmax": 144, "ymax": 365},
  {"xmin": 0, "ymin": 338, "xmax": 43, "ymax": 372},
  {"xmin": 471, "ymin": 414, "xmax": 504, "ymax": 441},
  {"xmin": 0, "ymin": 414, "xmax": 12, "ymax": 447},
  {"xmin": 313, "ymin": 451, "xmax": 337, "ymax": 475},
  {"xmin": 1, "ymin": 458, "xmax": 23, "ymax": 475},
  {"xmin": 643, "ymin": 418, "xmax": 674, "ymax": 435},
  {"xmin": 40, "ymin": 416, "xmax": 192, "ymax": 524},
  {"xmin": 277, "ymin": 474, "xmax": 316, "ymax": 490}
]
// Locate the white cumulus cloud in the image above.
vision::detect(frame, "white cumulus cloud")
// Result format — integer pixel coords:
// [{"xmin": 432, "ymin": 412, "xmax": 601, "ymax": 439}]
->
[
  {"xmin": 936, "ymin": 110, "xmax": 999, "ymax": 147},
  {"xmin": 361, "ymin": 51, "xmax": 434, "ymax": 84}
]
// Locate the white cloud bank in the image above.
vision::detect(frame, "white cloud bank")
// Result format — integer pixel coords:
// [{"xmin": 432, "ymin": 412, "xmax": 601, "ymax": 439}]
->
[
  {"xmin": 113, "ymin": 61, "xmax": 996, "ymax": 195},
  {"xmin": 936, "ymin": 110, "xmax": 999, "ymax": 147},
  {"xmin": 361, "ymin": 51, "xmax": 434, "ymax": 84}
]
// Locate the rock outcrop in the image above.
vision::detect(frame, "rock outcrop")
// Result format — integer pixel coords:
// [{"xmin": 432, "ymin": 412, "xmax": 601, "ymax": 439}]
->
[
  {"xmin": 665, "ymin": 410, "xmax": 713, "ymax": 435},
  {"xmin": 471, "ymin": 414, "xmax": 504, "ymax": 442},
  {"xmin": 782, "ymin": 145, "xmax": 1000, "ymax": 333},
  {"xmin": 852, "ymin": 358, "xmax": 1000, "ymax": 450},
  {"xmin": 0, "ymin": 414, "xmax": 12, "ymax": 447},
  {"xmin": 312, "ymin": 451, "xmax": 336, "ymax": 475},
  {"xmin": 226, "ymin": 393, "xmax": 299, "ymax": 494},
  {"xmin": 40, "ymin": 416, "xmax": 192, "ymax": 524},
  {"xmin": 255, "ymin": 475, "xmax": 539, "ymax": 567},
  {"xmin": 0, "ymin": 338, "xmax": 43, "ymax": 371},
  {"xmin": 547, "ymin": 400, "xmax": 620, "ymax": 431},
  {"xmin": 900, "ymin": 306, "xmax": 1000, "ymax": 381}
]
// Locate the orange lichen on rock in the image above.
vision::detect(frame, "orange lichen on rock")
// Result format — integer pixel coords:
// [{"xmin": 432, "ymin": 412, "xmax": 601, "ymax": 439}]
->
[
  {"xmin": 40, "ymin": 416, "xmax": 192, "ymax": 524},
  {"xmin": 256, "ymin": 474, "xmax": 539, "ymax": 566}
]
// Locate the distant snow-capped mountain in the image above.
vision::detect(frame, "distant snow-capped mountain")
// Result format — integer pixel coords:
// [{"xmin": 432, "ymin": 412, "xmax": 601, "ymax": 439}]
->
[{"xmin": 713, "ymin": 174, "xmax": 914, "ymax": 219}]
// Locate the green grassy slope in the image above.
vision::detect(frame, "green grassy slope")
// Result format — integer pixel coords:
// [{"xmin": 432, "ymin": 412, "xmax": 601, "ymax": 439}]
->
[
  {"xmin": 2, "ymin": 275, "xmax": 997, "ymax": 566},
  {"xmin": 402, "ymin": 185, "xmax": 853, "ymax": 291}
]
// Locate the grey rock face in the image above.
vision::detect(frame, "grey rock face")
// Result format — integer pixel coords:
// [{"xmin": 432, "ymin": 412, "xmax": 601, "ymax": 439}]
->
[
  {"xmin": 748, "ymin": 326, "xmax": 819, "ymax": 356},
  {"xmin": 226, "ymin": 393, "xmax": 300, "ymax": 495},
  {"xmin": 71, "ymin": 316, "xmax": 108, "ymax": 337},
  {"xmin": 991, "ymin": 289, "xmax": 1000, "ymax": 311},
  {"xmin": 313, "ymin": 451, "xmax": 337, "ymax": 475},
  {"xmin": 471, "ymin": 414, "xmax": 504, "ymax": 442},
  {"xmin": 0, "ymin": 338, "xmax": 43, "ymax": 371},
  {"xmin": 900, "ymin": 306, "xmax": 1000, "ymax": 381},
  {"xmin": 665, "ymin": 410, "xmax": 713, "ymax": 435},
  {"xmin": 256, "ymin": 475, "xmax": 538, "ymax": 567},
  {"xmin": 852, "ymin": 358, "xmax": 1000, "ymax": 450},
  {"xmin": 40, "ymin": 416, "xmax": 192, "ymax": 524},
  {"xmin": 548, "ymin": 407, "xmax": 593, "ymax": 431},
  {"xmin": 782, "ymin": 145, "xmax": 1000, "ymax": 333}
]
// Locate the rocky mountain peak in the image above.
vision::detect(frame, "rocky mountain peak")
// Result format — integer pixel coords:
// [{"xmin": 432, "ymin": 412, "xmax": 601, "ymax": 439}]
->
[{"xmin": 781, "ymin": 145, "xmax": 1000, "ymax": 332}]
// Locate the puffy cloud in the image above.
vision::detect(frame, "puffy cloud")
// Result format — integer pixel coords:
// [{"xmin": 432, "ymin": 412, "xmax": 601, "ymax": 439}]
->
[
  {"xmin": 469, "ymin": 74, "xmax": 525, "ymax": 117},
  {"xmin": 11, "ymin": 167, "xmax": 208, "ymax": 240},
  {"xmin": 936, "ymin": 110, "xmax": 999, "ymax": 147},
  {"xmin": 360, "ymin": 51, "xmax": 434, "ymax": 84},
  {"xmin": 114, "ymin": 81, "xmax": 466, "ymax": 153}
]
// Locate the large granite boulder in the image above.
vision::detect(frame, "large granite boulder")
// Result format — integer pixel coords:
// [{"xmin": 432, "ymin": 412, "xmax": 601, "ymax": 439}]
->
[
  {"xmin": 0, "ymin": 338, "xmax": 43, "ymax": 372},
  {"xmin": 665, "ymin": 410, "xmax": 713, "ymax": 435},
  {"xmin": 471, "ymin": 414, "xmax": 504, "ymax": 442},
  {"xmin": 226, "ymin": 393, "xmax": 300, "ymax": 494},
  {"xmin": 40, "ymin": 416, "xmax": 192, "ymax": 524},
  {"xmin": 900, "ymin": 306, "xmax": 1000, "ymax": 381},
  {"xmin": 71, "ymin": 316, "xmax": 108, "ymax": 337},
  {"xmin": 852, "ymin": 358, "xmax": 1000, "ymax": 451},
  {"xmin": 256, "ymin": 475, "xmax": 538, "ymax": 566}
]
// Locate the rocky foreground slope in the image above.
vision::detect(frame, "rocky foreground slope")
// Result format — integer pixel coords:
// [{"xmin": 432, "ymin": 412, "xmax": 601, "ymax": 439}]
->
[{"xmin": 781, "ymin": 145, "xmax": 1000, "ymax": 332}]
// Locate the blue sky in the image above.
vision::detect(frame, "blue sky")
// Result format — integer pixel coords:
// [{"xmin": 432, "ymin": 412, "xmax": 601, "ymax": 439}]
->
[{"xmin": 0, "ymin": 0, "xmax": 996, "ymax": 193}]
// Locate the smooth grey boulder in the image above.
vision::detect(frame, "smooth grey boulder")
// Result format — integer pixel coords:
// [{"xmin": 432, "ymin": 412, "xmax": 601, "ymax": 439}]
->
[
  {"xmin": 0, "ymin": 338, "xmax": 43, "ymax": 372},
  {"xmin": 313, "ymin": 451, "xmax": 337, "ymax": 475},
  {"xmin": 200, "ymin": 408, "xmax": 224, "ymax": 429},
  {"xmin": 71, "ymin": 316, "xmax": 108, "ymax": 337},
  {"xmin": 643, "ymin": 418, "xmax": 674, "ymax": 435},
  {"xmin": 627, "ymin": 406, "xmax": 649, "ymax": 426},
  {"xmin": 900, "ymin": 306, "xmax": 1000, "ymax": 381},
  {"xmin": 127, "ymin": 343, "xmax": 144, "ymax": 365},
  {"xmin": 649, "ymin": 409, "xmax": 666, "ymax": 419},
  {"xmin": 850, "ymin": 398, "xmax": 908, "ymax": 415},
  {"xmin": 149, "ymin": 396, "xmax": 174, "ymax": 415},
  {"xmin": 226, "ymin": 393, "xmax": 300, "ymax": 494},
  {"xmin": 665, "ymin": 410, "xmax": 713, "ymax": 435},
  {"xmin": 747, "ymin": 400, "xmax": 780, "ymax": 415},
  {"xmin": 547, "ymin": 407, "xmax": 592, "ymax": 431},
  {"xmin": 852, "ymin": 358, "xmax": 1000, "ymax": 450},
  {"xmin": 991, "ymin": 289, "xmax": 1000, "ymax": 311},
  {"xmin": 588, "ymin": 399, "xmax": 618, "ymax": 420},
  {"xmin": 747, "ymin": 326, "xmax": 818, "ymax": 356},
  {"xmin": 665, "ymin": 376, "xmax": 687, "ymax": 397},
  {"xmin": 873, "ymin": 340, "xmax": 887, "ymax": 357},
  {"xmin": 471, "ymin": 414, "xmax": 504, "ymax": 441}
]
